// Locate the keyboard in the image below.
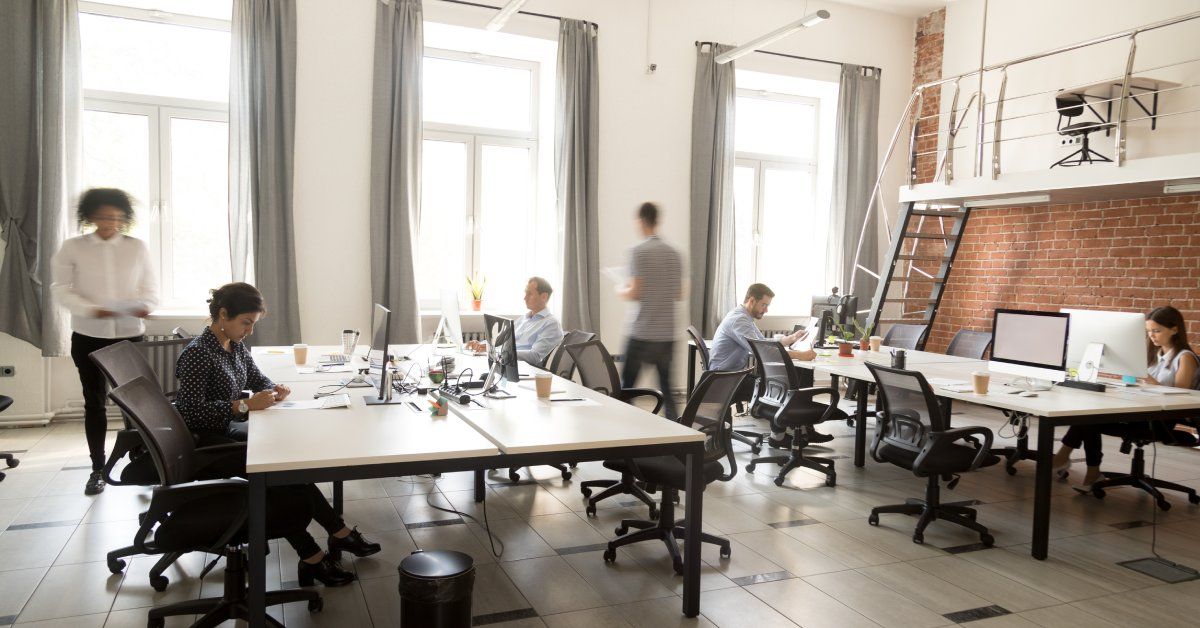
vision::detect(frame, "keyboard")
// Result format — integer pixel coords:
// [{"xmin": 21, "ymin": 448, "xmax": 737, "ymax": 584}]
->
[{"xmin": 320, "ymin": 353, "xmax": 352, "ymax": 365}]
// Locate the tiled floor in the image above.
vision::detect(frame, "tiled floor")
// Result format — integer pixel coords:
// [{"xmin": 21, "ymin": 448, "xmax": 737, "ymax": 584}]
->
[{"xmin": 2, "ymin": 399, "xmax": 1200, "ymax": 627}]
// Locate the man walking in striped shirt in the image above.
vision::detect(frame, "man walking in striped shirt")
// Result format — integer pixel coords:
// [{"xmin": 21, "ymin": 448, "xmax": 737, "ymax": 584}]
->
[{"xmin": 618, "ymin": 202, "xmax": 684, "ymax": 420}]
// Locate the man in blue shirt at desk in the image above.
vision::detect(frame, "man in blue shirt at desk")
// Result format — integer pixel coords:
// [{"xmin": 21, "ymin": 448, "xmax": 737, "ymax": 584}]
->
[{"xmin": 472, "ymin": 277, "xmax": 564, "ymax": 366}]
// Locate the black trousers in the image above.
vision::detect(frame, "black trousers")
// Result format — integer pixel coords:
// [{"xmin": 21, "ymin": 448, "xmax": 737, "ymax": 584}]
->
[
  {"xmin": 1060, "ymin": 421, "xmax": 1174, "ymax": 467},
  {"xmin": 622, "ymin": 339, "xmax": 678, "ymax": 419},
  {"xmin": 70, "ymin": 332, "xmax": 144, "ymax": 471}
]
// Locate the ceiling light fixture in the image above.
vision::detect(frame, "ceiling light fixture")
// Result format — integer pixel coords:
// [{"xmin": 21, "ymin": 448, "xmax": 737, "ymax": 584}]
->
[
  {"xmin": 715, "ymin": 9, "xmax": 830, "ymax": 64},
  {"xmin": 963, "ymin": 194, "xmax": 1050, "ymax": 208},
  {"xmin": 1163, "ymin": 181, "xmax": 1200, "ymax": 194},
  {"xmin": 485, "ymin": 0, "xmax": 530, "ymax": 32}
]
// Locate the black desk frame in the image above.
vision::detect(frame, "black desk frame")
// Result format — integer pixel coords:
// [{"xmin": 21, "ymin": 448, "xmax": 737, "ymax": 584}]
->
[
  {"xmin": 246, "ymin": 441, "xmax": 708, "ymax": 627},
  {"xmin": 1065, "ymin": 85, "xmax": 1164, "ymax": 137}
]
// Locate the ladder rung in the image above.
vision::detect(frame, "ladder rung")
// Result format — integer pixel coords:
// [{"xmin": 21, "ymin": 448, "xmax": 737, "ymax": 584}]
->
[
  {"xmin": 911, "ymin": 209, "xmax": 965, "ymax": 217},
  {"xmin": 903, "ymin": 232, "xmax": 959, "ymax": 240},
  {"xmin": 889, "ymin": 277, "xmax": 944, "ymax": 283},
  {"xmin": 878, "ymin": 318, "xmax": 932, "ymax": 325},
  {"xmin": 896, "ymin": 255, "xmax": 949, "ymax": 262}
]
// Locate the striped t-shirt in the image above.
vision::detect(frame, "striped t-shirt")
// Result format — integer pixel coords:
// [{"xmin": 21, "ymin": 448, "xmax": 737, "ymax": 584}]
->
[{"xmin": 628, "ymin": 235, "xmax": 682, "ymax": 341}]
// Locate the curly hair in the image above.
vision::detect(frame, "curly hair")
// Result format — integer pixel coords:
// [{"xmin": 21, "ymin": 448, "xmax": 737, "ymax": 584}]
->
[{"xmin": 76, "ymin": 188, "xmax": 134, "ymax": 230}]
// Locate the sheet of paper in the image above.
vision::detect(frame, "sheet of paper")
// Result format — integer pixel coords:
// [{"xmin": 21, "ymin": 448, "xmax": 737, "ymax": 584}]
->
[
  {"xmin": 927, "ymin": 377, "xmax": 969, "ymax": 387},
  {"xmin": 518, "ymin": 381, "xmax": 566, "ymax": 394},
  {"xmin": 105, "ymin": 299, "xmax": 144, "ymax": 317},
  {"xmin": 939, "ymin": 384, "xmax": 977, "ymax": 393},
  {"xmin": 1130, "ymin": 385, "xmax": 1192, "ymax": 395},
  {"xmin": 268, "ymin": 394, "xmax": 352, "ymax": 410},
  {"xmin": 601, "ymin": 266, "xmax": 627, "ymax": 284},
  {"xmin": 538, "ymin": 398, "xmax": 601, "ymax": 407}
]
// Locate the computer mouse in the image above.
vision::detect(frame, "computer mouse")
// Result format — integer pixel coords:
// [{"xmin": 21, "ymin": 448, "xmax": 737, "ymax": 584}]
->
[{"xmin": 1018, "ymin": 391, "xmax": 1038, "ymax": 398}]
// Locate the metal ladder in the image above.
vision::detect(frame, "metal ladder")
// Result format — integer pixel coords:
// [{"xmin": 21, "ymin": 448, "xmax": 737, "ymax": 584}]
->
[{"xmin": 864, "ymin": 201, "xmax": 971, "ymax": 350}]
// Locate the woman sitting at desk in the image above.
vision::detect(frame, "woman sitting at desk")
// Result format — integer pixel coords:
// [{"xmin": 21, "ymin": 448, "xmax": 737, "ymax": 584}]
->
[
  {"xmin": 175, "ymin": 282, "xmax": 380, "ymax": 586},
  {"xmin": 1052, "ymin": 305, "xmax": 1199, "ymax": 490}
]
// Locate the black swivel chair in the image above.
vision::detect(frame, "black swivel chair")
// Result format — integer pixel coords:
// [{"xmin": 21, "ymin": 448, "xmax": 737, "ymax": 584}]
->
[
  {"xmin": 1084, "ymin": 423, "xmax": 1200, "ymax": 510},
  {"xmin": 865, "ymin": 363, "xmax": 998, "ymax": 546},
  {"xmin": 566, "ymin": 340, "xmax": 665, "ymax": 517},
  {"xmin": 503, "ymin": 331, "xmax": 596, "ymax": 483},
  {"xmin": 883, "ymin": 323, "xmax": 928, "ymax": 351},
  {"xmin": 602, "ymin": 368, "xmax": 751, "ymax": 574},
  {"xmin": 0, "ymin": 396, "xmax": 18, "ymax": 482},
  {"xmin": 686, "ymin": 325, "xmax": 766, "ymax": 454},
  {"xmin": 108, "ymin": 377, "xmax": 322, "ymax": 627},
  {"xmin": 744, "ymin": 339, "xmax": 844, "ymax": 487},
  {"xmin": 1051, "ymin": 93, "xmax": 1116, "ymax": 168},
  {"xmin": 945, "ymin": 330, "xmax": 992, "ymax": 359}
]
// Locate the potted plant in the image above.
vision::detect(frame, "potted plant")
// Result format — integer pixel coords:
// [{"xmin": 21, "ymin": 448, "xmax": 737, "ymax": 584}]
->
[
  {"xmin": 466, "ymin": 274, "xmax": 486, "ymax": 311},
  {"xmin": 832, "ymin": 323, "xmax": 857, "ymax": 357},
  {"xmin": 855, "ymin": 321, "xmax": 874, "ymax": 351}
]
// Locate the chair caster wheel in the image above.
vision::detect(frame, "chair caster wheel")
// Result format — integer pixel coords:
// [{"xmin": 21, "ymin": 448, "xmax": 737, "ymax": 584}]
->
[
  {"xmin": 719, "ymin": 545, "xmax": 731, "ymax": 558},
  {"xmin": 672, "ymin": 558, "xmax": 684, "ymax": 575},
  {"xmin": 508, "ymin": 470, "xmax": 521, "ymax": 483},
  {"xmin": 746, "ymin": 464, "xmax": 756, "ymax": 474},
  {"xmin": 773, "ymin": 476, "xmax": 785, "ymax": 487},
  {"xmin": 980, "ymin": 533, "xmax": 995, "ymax": 547},
  {"xmin": 1005, "ymin": 465, "xmax": 1017, "ymax": 476},
  {"xmin": 1091, "ymin": 487, "xmax": 1106, "ymax": 499},
  {"xmin": 1158, "ymin": 499, "xmax": 1171, "ymax": 512},
  {"xmin": 150, "ymin": 575, "xmax": 169, "ymax": 592},
  {"xmin": 868, "ymin": 513, "xmax": 879, "ymax": 526},
  {"xmin": 603, "ymin": 548, "xmax": 617, "ymax": 563},
  {"xmin": 107, "ymin": 557, "xmax": 126, "ymax": 574},
  {"xmin": 586, "ymin": 505, "xmax": 597, "ymax": 517},
  {"xmin": 308, "ymin": 597, "xmax": 324, "ymax": 612},
  {"xmin": 561, "ymin": 471, "xmax": 572, "ymax": 480},
  {"xmin": 149, "ymin": 617, "xmax": 165, "ymax": 628},
  {"xmin": 1189, "ymin": 494, "xmax": 1200, "ymax": 505},
  {"xmin": 825, "ymin": 474, "xmax": 837, "ymax": 487},
  {"xmin": 5, "ymin": 458, "xmax": 17, "ymax": 468},
  {"xmin": 750, "ymin": 446, "xmax": 761, "ymax": 455},
  {"xmin": 581, "ymin": 488, "xmax": 592, "ymax": 497},
  {"xmin": 615, "ymin": 525, "xmax": 628, "ymax": 536},
  {"xmin": 912, "ymin": 533, "xmax": 924, "ymax": 544}
]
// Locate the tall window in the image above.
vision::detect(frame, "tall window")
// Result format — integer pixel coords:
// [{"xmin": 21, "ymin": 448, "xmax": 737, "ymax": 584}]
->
[
  {"xmin": 734, "ymin": 70, "xmax": 835, "ymax": 314},
  {"xmin": 419, "ymin": 23, "xmax": 558, "ymax": 313},
  {"xmin": 79, "ymin": 0, "xmax": 232, "ymax": 308}
]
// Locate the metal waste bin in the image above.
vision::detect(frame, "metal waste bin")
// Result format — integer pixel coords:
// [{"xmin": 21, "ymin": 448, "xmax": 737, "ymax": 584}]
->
[{"xmin": 397, "ymin": 550, "xmax": 475, "ymax": 627}]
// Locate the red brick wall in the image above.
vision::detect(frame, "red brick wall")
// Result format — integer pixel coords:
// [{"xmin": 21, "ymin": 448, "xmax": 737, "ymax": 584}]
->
[
  {"xmin": 911, "ymin": 8, "xmax": 944, "ymax": 184},
  {"xmin": 927, "ymin": 196, "xmax": 1200, "ymax": 352}
]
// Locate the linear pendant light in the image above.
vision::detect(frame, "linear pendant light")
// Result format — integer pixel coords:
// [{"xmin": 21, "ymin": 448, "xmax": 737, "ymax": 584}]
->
[
  {"xmin": 485, "ymin": 0, "xmax": 530, "ymax": 32},
  {"xmin": 715, "ymin": 9, "xmax": 831, "ymax": 64}
]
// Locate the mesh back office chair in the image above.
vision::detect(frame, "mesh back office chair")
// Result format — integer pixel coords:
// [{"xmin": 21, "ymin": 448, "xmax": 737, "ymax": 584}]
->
[
  {"xmin": 108, "ymin": 377, "xmax": 322, "ymax": 627},
  {"xmin": 685, "ymin": 325, "xmax": 766, "ymax": 454},
  {"xmin": 602, "ymin": 369, "xmax": 750, "ymax": 574},
  {"xmin": 0, "ymin": 396, "xmax": 17, "ymax": 482},
  {"xmin": 1085, "ymin": 422, "xmax": 1200, "ymax": 509},
  {"xmin": 566, "ymin": 340, "xmax": 665, "ymax": 517},
  {"xmin": 745, "ymin": 339, "xmax": 844, "ymax": 487},
  {"xmin": 1051, "ymin": 93, "xmax": 1115, "ymax": 168},
  {"xmin": 883, "ymin": 323, "xmax": 929, "ymax": 351},
  {"xmin": 945, "ymin": 330, "xmax": 992, "ymax": 360},
  {"xmin": 865, "ymin": 363, "xmax": 998, "ymax": 545}
]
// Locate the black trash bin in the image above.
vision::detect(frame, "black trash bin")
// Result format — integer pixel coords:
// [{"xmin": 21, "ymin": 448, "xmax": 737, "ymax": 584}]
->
[{"xmin": 398, "ymin": 549, "xmax": 475, "ymax": 627}]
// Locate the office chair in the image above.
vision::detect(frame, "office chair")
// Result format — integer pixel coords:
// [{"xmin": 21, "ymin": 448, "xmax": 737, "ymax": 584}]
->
[
  {"xmin": 1084, "ymin": 422, "xmax": 1200, "ymax": 510},
  {"xmin": 744, "ymin": 339, "xmax": 843, "ymax": 487},
  {"xmin": 602, "ymin": 368, "xmax": 751, "ymax": 574},
  {"xmin": 0, "ymin": 396, "xmax": 18, "ymax": 482},
  {"xmin": 503, "ymin": 331, "xmax": 597, "ymax": 483},
  {"xmin": 685, "ymin": 325, "xmax": 766, "ymax": 454},
  {"xmin": 883, "ymin": 323, "xmax": 928, "ymax": 351},
  {"xmin": 1051, "ymin": 93, "xmax": 1115, "ymax": 168},
  {"xmin": 566, "ymin": 340, "xmax": 664, "ymax": 517},
  {"xmin": 108, "ymin": 377, "xmax": 322, "ymax": 627},
  {"xmin": 865, "ymin": 363, "xmax": 998, "ymax": 545},
  {"xmin": 945, "ymin": 330, "xmax": 992, "ymax": 360}
]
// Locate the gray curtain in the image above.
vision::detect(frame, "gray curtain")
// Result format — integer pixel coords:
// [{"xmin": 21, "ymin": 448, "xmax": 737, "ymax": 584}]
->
[
  {"xmin": 228, "ymin": 0, "xmax": 299, "ymax": 346},
  {"xmin": 556, "ymin": 20, "xmax": 599, "ymax": 334},
  {"xmin": 370, "ymin": 0, "xmax": 423, "ymax": 344},
  {"xmin": 0, "ymin": 0, "xmax": 79, "ymax": 357},
  {"xmin": 829, "ymin": 64, "xmax": 881, "ymax": 309},
  {"xmin": 688, "ymin": 43, "xmax": 738, "ymax": 337}
]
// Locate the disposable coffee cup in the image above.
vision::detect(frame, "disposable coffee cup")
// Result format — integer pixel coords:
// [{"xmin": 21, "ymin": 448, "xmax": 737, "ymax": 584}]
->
[
  {"xmin": 869, "ymin": 335, "xmax": 883, "ymax": 352},
  {"xmin": 535, "ymin": 373, "xmax": 553, "ymax": 398},
  {"xmin": 293, "ymin": 343, "xmax": 308, "ymax": 365},
  {"xmin": 972, "ymin": 371, "xmax": 990, "ymax": 394}
]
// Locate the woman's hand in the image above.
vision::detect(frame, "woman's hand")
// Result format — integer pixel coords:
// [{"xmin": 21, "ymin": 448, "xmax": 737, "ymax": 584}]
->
[
  {"xmin": 94, "ymin": 308, "xmax": 116, "ymax": 318},
  {"xmin": 133, "ymin": 308, "xmax": 152, "ymax": 318},
  {"xmin": 247, "ymin": 390, "xmax": 277, "ymax": 411},
  {"xmin": 273, "ymin": 384, "xmax": 291, "ymax": 401}
]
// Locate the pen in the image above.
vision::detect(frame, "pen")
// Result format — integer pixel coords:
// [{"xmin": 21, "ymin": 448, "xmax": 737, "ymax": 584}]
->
[
  {"xmin": 406, "ymin": 401, "xmax": 421, "ymax": 412},
  {"xmin": 549, "ymin": 398, "xmax": 584, "ymax": 402}
]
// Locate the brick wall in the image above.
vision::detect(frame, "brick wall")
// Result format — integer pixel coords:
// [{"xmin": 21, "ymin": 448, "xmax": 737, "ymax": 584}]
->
[
  {"xmin": 911, "ymin": 8, "xmax": 944, "ymax": 184},
  {"xmin": 927, "ymin": 195, "xmax": 1200, "ymax": 352}
]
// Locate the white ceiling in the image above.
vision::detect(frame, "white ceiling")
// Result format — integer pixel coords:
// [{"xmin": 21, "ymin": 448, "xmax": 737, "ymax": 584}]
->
[{"xmin": 832, "ymin": 0, "xmax": 950, "ymax": 18}]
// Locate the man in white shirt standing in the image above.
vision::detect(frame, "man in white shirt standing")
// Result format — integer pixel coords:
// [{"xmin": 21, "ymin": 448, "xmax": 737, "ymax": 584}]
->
[
  {"xmin": 468, "ymin": 277, "xmax": 563, "ymax": 367},
  {"xmin": 52, "ymin": 188, "xmax": 158, "ymax": 495}
]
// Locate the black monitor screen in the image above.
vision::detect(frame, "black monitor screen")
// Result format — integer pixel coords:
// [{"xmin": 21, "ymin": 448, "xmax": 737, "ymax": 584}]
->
[
  {"xmin": 484, "ymin": 313, "xmax": 520, "ymax": 384},
  {"xmin": 811, "ymin": 294, "xmax": 858, "ymax": 325},
  {"xmin": 369, "ymin": 304, "xmax": 391, "ymax": 399}
]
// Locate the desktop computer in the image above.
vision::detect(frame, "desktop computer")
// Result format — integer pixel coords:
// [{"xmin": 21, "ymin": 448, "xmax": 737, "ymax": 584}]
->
[
  {"xmin": 988, "ymin": 308, "xmax": 1070, "ymax": 390},
  {"xmin": 434, "ymin": 289, "xmax": 464, "ymax": 350},
  {"xmin": 363, "ymin": 303, "xmax": 407, "ymax": 405},
  {"xmin": 1061, "ymin": 308, "xmax": 1148, "ymax": 382},
  {"xmin": 483, "ymin": 313, "xmax": 520, "ymax": 395}
]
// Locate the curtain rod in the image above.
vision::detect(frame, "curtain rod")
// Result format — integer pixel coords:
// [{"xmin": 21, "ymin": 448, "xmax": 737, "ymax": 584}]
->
[
  {"xmin": 438, "ymin": 0, "xmax": 598, "ymax": 29},
  {"xmin": 695, "ymin": 41, "xmax": 878, "ymax": 72}
]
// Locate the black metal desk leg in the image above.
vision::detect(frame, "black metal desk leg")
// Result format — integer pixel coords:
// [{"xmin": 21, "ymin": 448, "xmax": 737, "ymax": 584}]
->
[
  {"xmin": 474, "ymin": 469, "xmax": 486, "ymax": 503},
  {"xmin": 687, "ymin": 344, "xmax": 697, "ymax": 396},
  {"xmin": 1032, "ymin": 420, "xmax": 1055, "ymax": 560},
  {"xmin": 683, "ymin": 451, "xmax": 702, "ymax": 618},
  {"xmin": 333, "ymin": 480, "xmax": 344, "ymax": 516},
  {"xmin": 248, "ymin": 474, "xmax": 267, "ymax": 628}
]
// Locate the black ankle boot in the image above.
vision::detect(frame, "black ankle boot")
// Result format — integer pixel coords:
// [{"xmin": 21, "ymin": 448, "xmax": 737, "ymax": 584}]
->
[
  {"xmin": 328, "ymin": 527, "xmax": 381, "ymax": 558},
  {"xmin": 297, "ymin": 555, "xmax": 356, "ymax": 587}
]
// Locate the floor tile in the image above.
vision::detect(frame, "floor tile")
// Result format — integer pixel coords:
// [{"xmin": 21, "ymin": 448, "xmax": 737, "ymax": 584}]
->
[
  {"xmin": 561, "ymin": 550, "xmax": 676, "ymax": 605},
  {"xmin": 804, "ymin": 570, "xmax": 953, "ymax": 628},
  {"xmin": 500, "ymin": 556, "xmax": 606, "ymax": 616},
  {"xmin": 0, "ymin": 527, "xmax": 76, "ymax": 572},
  {"xmin": 17, "ymin": 562, "xmax": 121, "ymax": 623},
  {"xmin": 613, "ymin": 596, "xmax": 717, "ymax": 628},
  {"xmin": 744, "ymin": 577, "xmax": 878, "ymax": 628},
  {"xmin": 542, "ymin": 606, "xmax": 633, "ymax": 628},
  {"xmin": 693, "ymin": 586, "xmax": 798, "ymax": 628}
]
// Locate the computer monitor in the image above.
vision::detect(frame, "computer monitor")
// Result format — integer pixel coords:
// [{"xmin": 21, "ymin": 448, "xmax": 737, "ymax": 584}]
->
[
  {"xmin": 435, "ymin": 289, "xmax": 464, "ymax": 350},
  {"xmin": 483, "ymin": 313, "xmax": 520, "ymax": 386},
  {"xmin": 365, "ymin": 303, "xmax": 394, "ymax": 403},
  {"xmin": 811, "ymin": 293, "xmax": 858, "ymax": 346},
  {"xmin": 1061, "ymin": 308, "xmax": 1148, "ymax": 381},
  {"xmin": 988, "ymin": 308, "xmax": 1070, "ymax": 388}
]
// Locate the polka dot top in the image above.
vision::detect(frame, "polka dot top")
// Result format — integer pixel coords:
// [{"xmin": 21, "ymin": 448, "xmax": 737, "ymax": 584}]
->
[{"xmin": 175, "ymin": 327, "xmax": 275, "ymax": 434}]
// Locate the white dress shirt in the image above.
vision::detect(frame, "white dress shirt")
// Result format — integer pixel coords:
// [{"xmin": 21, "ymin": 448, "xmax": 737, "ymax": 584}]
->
[
  {"xmin": 514, "ymin": 309, "xmax": 564, "ymax": 366},
  {"xmin": 51, "ymin": 232, "xmax": 159, "ymax": 339}
]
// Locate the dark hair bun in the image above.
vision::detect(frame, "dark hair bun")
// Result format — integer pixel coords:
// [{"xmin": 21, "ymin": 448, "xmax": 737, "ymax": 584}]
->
[{"xmin": 208, "ymin": 282, "xmax": 266, "ymax": 321}]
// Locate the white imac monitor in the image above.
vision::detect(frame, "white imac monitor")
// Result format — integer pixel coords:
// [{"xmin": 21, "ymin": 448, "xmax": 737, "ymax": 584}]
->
[
  {"xmin": 435, "ymin": 289, "xmax": 464, "ymax": 349},
  {"xmin": 1061, "ymin": 308, "xmax": 1148, "ymax": 381},
  {"xmin": 988, "ymin": 309, "xmax": 1070, "ymax": 389}
]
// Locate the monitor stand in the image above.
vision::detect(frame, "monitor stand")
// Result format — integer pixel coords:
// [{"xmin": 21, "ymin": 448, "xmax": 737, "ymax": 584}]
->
[
  {"xmin": 1009, "ymin": 377, "xmax": 1054, "ymax": 392},
  {"xmin": 364, "ymin": 395, "xmax": 410, "ymax": 406}
]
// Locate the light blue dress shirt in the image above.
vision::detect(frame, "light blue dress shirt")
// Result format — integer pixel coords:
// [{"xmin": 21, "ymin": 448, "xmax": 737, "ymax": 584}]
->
[
  {"xmin": 708, "ymin": 306, "xmax": 765, "ymax": 372},
  {"xmin": 515, "ymin": 309, "xmax": 564, "ymax": 366}
]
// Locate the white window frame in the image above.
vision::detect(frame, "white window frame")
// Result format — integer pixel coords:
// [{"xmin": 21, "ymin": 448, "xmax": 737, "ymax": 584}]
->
[
  {"xmin": 79, "ymin": 2, "xmax": 230, "ymax": 308},
  {"xmin": 419, "ymin": 48, "xmax": 540, "ymax": 309}
]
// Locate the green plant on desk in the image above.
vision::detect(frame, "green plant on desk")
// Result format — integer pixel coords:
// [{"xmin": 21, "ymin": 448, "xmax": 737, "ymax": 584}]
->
[
  {"xmin": 833, "ymin": 320, "xmax": 872, "ymax": 342},
  {"xmin": 466, "ymin": 274, "xmax": 486, "ymax": 300}
]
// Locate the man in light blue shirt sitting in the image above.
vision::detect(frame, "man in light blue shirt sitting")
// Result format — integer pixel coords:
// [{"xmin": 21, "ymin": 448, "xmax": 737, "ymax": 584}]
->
[{"xmin": 471, "ymin": 277, "xmax": 564, "ymax": 367}]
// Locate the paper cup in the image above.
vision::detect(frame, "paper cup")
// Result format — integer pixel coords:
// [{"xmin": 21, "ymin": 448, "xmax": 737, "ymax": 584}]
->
[
  {"xmin": 293, "ymin": 343, "xmax": 308, "ymax": 365},
  {"xmin": 972, "ymin": 371, "xmax": 990, "ymax": 394},
  {"xmin": 869, "ymin": 335, "xmax": 882, "ymax": 352},
  {"xmin": 535, "ymin": 373, "xmax": 553, "ymax": 398}
]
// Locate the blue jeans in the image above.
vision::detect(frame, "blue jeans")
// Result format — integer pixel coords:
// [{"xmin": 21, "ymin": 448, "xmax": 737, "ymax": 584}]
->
[{"xmin": 621, "ymin": 339, "xmax": 677, "ymax": 420}]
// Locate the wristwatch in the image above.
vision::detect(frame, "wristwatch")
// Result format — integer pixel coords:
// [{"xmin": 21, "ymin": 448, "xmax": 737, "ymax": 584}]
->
[{"xmin": 237, "ymin": 400, "xmax": 250, "ymax": 415}]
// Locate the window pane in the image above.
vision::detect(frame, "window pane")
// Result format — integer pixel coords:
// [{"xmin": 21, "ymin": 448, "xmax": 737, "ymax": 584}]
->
[
  {"xmin": 478, "ymin": 144, "xmax": 533, "ymax": 311},
  {"xmin": 169, "ymin": 117, "xmax": 230, "ymax": 304},
  {"xmin": 759, "ymin": 168, "xmax": 816, "ymax": 313},
  {"xmin": 735, "ymin": 96, "xmax": 816, "ymax": 158},
  {"xmin": 733, "ymin": 165, "xmax": 756, "ymax": 298},
  {"xmin": 81, "ymin": 109, "xmax": 152, "ymax": 244},
  {"xmin": 80, "ymin": 13, "xmax": 229, "ymax": 101},
  {"xmin": 418, "ymin": 140, "xmax": 469, "ymax": 302},
  {"xmin": 423, "ymin": 56, "xmax": 532, "ymax": 132},
  {"xmin": 85, "ymin": 0, "xmax": 232, "ymax": 19}
]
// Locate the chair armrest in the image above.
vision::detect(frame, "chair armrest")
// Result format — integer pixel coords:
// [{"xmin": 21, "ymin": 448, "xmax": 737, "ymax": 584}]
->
[
  {"xmin": 913, "ymin": 426, "xmax": 994, "ymax": 473},
  {"xmin": 192, "ymin": 442, "xmax": 248, "ymax": 480},
  {"xmin": 621, "ymin": 387, "xmax": 664, "ymax": 415},
  {"xmin": 870, "ymin": 412, "xmax": 925, "ymax": 464},
  {"xmin": 137, "ymin": 479, "xmax": 249, "ymax": 552},
  {"xmin": 777, "ymin": 386, "xmax": 842, "ymax": 425}
]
